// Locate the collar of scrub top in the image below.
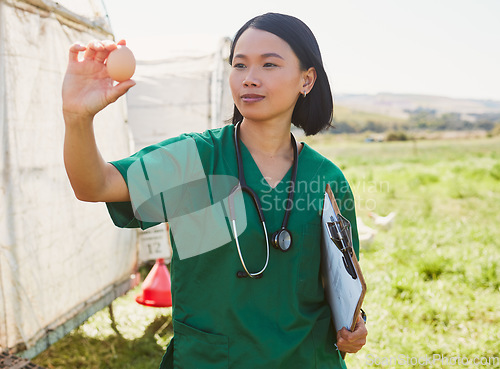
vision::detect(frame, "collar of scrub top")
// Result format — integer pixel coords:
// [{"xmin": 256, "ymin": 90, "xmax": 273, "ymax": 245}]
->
[{"xmin": 228, "ymin": 122, "xmax": 298, "ymax": 279}]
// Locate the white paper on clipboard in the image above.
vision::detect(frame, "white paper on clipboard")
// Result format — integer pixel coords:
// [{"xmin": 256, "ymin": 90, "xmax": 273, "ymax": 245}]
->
[{"xmin": 321, "ymin": 184, "xmax": 366, "ymax": 335}]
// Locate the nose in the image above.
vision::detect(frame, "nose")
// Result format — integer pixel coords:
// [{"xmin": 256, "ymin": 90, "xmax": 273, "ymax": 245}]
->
[{"xmin": 242, "ymin": 67, "xmax": 260, "ymax": 87}]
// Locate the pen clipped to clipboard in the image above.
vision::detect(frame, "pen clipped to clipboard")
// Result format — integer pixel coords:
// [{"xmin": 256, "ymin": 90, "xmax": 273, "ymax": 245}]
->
[{"xmin": 321, "ymin": 184, "xmax": 366, "ymax": 358}]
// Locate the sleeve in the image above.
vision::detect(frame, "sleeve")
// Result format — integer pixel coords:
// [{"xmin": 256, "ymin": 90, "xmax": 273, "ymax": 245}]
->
[
  {"xmin": 329, "ymin": 169, "xmax": 360, "ymax": 260},
  {"xmin": 105, "ymin": 133, "xmax": 202, "ymax": 230}
]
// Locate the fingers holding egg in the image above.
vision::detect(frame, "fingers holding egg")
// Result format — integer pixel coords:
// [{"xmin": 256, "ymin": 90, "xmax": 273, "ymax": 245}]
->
[
  {"xmin": 83, "ymin": 40, "xmax": 103, "ymax": 60},
  {"xmin": 94, "ymin": 50, "xmax": 108, "ymax": 63},
  {"xmin": 68, "ymin": 43, "xmax": 86, "ymax": 62},
  {"xmin": 76, "ymin": 39, "xmax": 136, "ymax": 82},
  {"xmin": 93, "ymin": 40, "xmax": 116, "ymax": 63},
  {"xmin": 106, "ymin": 45, "xmax": 136, "ymax": 82}
]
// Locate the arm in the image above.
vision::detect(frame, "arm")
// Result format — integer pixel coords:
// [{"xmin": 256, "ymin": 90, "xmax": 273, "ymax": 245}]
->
[{"xmin": 62, "ymin": 40, "xmax": 135, "ymax": 202}]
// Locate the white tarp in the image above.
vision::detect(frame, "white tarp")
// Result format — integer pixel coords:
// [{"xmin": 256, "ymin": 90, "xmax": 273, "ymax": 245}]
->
[
  {"xmin": 0, "ymin": 0, "xmax": 136, "ymax": 356},
  {"xmin": 125, "ymin": 34, "xmax": 234, "ymax": 150}
]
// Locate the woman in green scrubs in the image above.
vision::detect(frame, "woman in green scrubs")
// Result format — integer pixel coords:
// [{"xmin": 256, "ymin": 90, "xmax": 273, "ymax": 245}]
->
[{"xmin": 62, "ymin": 12, "xmax": 367, "ymax": 369}]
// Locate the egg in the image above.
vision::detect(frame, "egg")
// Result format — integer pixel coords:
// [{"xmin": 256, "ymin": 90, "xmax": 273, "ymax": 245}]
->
[{"xmin": 106, "ymin": 45, "xmax": 136, "ymax": 82}]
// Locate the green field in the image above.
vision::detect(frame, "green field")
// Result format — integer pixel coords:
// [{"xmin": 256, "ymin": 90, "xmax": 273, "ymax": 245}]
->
[
  {"xmin": 33, "ymin": 135, "xmax": 500, "ymax": 369},
  {"xmin": 307, "ymin": 134, "xmax": 500, "ymax": 368}
]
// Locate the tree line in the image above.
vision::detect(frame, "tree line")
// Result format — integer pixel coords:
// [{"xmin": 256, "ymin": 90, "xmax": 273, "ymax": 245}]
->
[{"xmin": 328, "ymin": 107, "xmax": 500, "ymax": 136}]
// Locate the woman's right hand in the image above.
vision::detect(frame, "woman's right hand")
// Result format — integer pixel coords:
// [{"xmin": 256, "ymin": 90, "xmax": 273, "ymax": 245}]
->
[{"xmin": 62, "ymin": 39, "xmax": 136, "ymax": 122}]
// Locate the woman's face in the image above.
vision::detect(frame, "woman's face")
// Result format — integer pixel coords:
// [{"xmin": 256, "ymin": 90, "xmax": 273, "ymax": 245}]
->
[{"xmin": 229, "ymin": 28, "xmax": 310, "ymax": 125}]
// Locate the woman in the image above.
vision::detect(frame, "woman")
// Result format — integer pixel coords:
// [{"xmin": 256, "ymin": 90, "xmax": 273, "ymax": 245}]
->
[{"xmin": 63, "ymin": 12, "xmax": 367, "ymax": 369}]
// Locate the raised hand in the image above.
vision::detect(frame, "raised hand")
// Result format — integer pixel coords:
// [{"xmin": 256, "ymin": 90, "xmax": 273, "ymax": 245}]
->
[{"xmin": 62, "ymin": 39, "xmax": 135, "ymax": 121}]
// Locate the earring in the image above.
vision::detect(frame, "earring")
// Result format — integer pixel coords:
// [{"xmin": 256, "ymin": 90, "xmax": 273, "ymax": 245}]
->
[{"xmin": 302, "ymin": 90, "xmax": 307, "ymax": 98}]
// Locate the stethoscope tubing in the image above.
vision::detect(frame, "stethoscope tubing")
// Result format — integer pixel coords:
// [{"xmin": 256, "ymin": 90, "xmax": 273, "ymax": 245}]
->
[
  {"xmin": 231, "ymin": 217, "xmax": 270, "ymax": 279},
  {"xmin": 228, "ymin": 184, "xmax": 270, "ymax": 278},
  {"xmin": 229, "ymin": 122, "xmax": 298, "ymax": 278}
]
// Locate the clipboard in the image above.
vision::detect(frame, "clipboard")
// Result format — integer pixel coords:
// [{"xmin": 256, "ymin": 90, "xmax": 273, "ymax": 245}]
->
[{"xmin": 321, "ymin": 184, "xmax": 366, "ymax": 358}]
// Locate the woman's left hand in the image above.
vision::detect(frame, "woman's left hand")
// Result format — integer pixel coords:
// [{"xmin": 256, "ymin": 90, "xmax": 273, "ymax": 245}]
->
[{"xmin": 336, "ymin": 314, "xmax": 368, "ymax": 353}]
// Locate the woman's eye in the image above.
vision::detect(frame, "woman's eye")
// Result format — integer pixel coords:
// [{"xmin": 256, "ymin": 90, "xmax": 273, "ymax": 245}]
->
[
  {"xmin": 233, "ymin": 63, "xmax": 246, "ymax": 69},
  {"xmin": 264, "ymin": 63, "xmax": 277, "ymax": 67}
]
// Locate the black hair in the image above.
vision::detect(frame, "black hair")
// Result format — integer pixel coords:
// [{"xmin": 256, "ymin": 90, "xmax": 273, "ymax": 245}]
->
[{"xmin": 228, "ymin": 12, "xmax": 333, "ymax": 136}]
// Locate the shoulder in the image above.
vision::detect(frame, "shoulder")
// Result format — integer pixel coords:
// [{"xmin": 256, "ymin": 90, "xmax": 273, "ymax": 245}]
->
[
  {"xmin": 301, "ymin": 142, "xmax": 347, "ymax": 182},
  {"xmin": 301, "ymin": 143, "xmax": 356, "ymax": 226},
  {"xmin": 111, "ymin": 125, "xmax": 234, "ymax": 176},
  {"xmin": 182, "ymin": 124, "xmax": 234, "ymax": 147},
  {"xmin": 180, "ymin": 125, "xmax": 235, "ymax": 166}
]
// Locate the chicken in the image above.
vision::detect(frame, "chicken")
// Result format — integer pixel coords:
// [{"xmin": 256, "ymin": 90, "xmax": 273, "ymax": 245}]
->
[
  {"xmin": 356, "ymin": 216, "xmax": 377, "ymax": 247},
  {"xmin": 368, "ymin": 211, "xmax": 397, "ymax": 230}
]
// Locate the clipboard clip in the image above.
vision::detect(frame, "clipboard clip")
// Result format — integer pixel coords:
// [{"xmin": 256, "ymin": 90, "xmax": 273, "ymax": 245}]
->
[{"xmin": 327, "ymin": 215, "xmax": 358, "ymax": 280}]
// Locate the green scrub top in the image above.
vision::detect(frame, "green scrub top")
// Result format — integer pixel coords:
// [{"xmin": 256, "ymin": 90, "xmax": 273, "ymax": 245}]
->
[{"xmin": 106, "ymin": 124, "xmax": 359, "ymax": 369}]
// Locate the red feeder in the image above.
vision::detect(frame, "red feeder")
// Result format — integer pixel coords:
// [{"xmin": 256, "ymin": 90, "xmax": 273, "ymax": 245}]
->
[{"xmin": 136, "ymin": 258, "xmax": 172, "ymax": 307}]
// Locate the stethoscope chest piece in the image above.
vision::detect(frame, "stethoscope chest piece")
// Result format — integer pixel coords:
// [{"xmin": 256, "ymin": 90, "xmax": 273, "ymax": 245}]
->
[{"xmin": 271, "ymin": 228, "xmax": 292, "ymax": 251}]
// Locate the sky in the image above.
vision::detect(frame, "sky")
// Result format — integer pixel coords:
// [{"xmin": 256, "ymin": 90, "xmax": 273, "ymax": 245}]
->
[{"xmin": 103, "ymin": 0, "xmax": 500, "ymax": 101}]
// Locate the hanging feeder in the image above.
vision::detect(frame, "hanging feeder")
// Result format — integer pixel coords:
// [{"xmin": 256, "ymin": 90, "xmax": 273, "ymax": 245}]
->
[{"xmin": 135, "ymin": 258, "xmax": 172, "ymax": 307}]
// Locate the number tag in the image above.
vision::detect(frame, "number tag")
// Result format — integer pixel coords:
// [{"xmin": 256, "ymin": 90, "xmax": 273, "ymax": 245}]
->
[{"xmin": 138, "ymin": 224, "xmax": 172, "ymax": 263}]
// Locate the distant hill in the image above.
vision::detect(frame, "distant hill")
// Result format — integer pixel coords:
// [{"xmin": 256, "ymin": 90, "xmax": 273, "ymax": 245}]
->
[
  {"xmin": 334, "ymin": 93, "xmax": 500, "ymax": 120},
  {"xmin": 333, "ymin": 105, "xmax": 405, "ymax": 125}
]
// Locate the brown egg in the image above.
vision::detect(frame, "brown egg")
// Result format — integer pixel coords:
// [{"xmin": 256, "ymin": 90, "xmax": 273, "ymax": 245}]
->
[{"xmin": 106, "ymin": 45, "xmax": 136, "ymax": 82}]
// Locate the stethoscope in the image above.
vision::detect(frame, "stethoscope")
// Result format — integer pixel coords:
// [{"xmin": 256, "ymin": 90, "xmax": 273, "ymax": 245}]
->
[{"xmin": 228, "ymin": 122, "xmax": 298, "ymax": 279}]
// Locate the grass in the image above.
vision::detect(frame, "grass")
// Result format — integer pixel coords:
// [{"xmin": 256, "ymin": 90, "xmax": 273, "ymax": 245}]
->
[
  {"xmin": 33, "ymin": 284, "xmax": 173, "ymax": 369},
  {"xmin": 33, "ymin": 135, "xmax": 500, "ymax": 369},
  {"xmin": 307, "ymin": 134, "xmax": 500, "ymax": 368}
]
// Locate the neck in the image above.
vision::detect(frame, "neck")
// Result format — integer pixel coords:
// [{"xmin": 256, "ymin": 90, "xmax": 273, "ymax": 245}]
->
[{"xmin": 239, "ymin": 118, "xmax": 292, "ymax": 158}]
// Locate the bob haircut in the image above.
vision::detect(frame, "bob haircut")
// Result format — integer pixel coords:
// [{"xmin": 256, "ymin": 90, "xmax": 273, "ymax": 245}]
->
[{"xmin": 229, "ymin": 12, "xmax": 334, "ymax": 136}]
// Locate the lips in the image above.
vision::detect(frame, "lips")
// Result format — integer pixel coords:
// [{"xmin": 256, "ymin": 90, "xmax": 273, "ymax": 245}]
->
[{"xmin": 241, "ymin": 94, "xmax": 265, "ymax": 103}]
